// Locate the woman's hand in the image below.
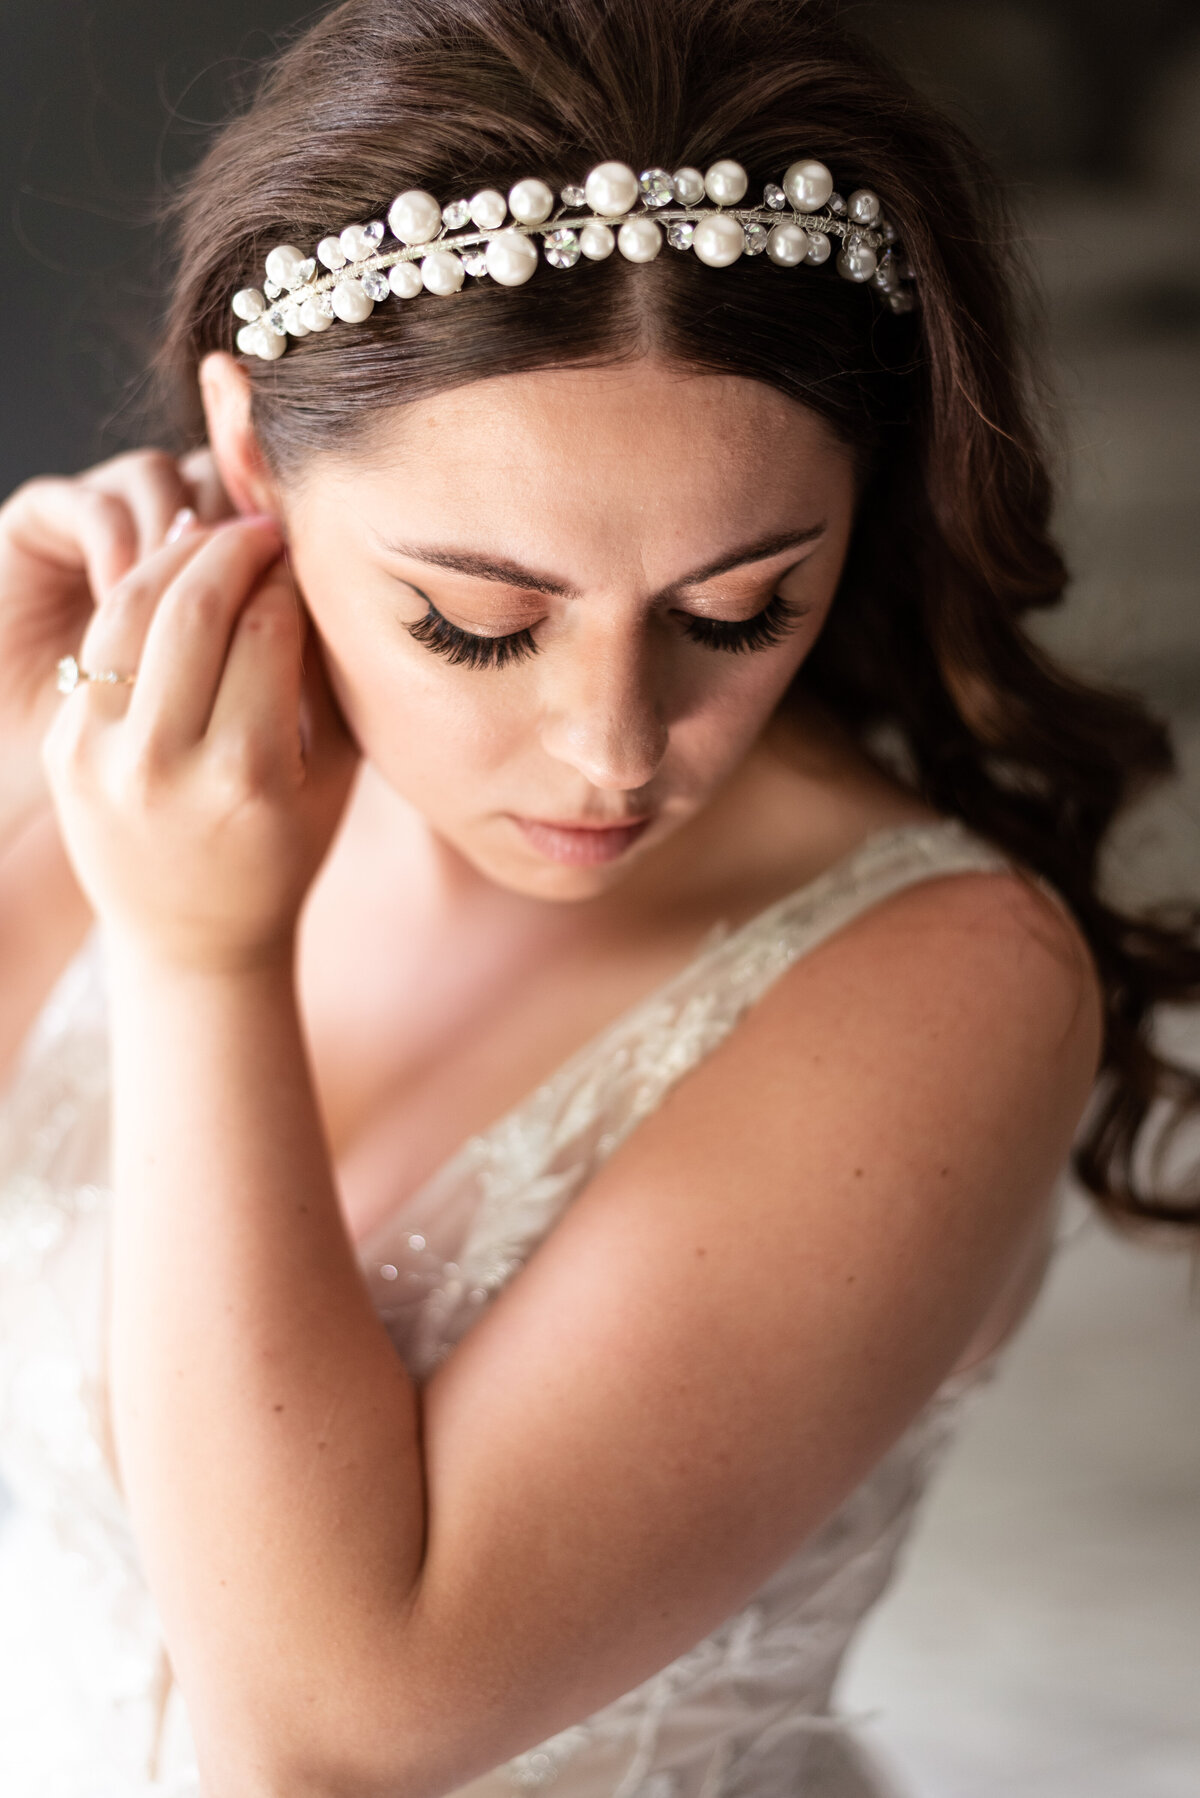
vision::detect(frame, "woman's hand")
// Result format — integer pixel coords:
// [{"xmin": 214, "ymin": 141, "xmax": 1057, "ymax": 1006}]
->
[
  {"xmin": 0, "ymin": 447, "xmax": 234, "ymax": 834},
  {"xmin": 40, "ymin": 515, "xmax": 359, "ymax": 976}
]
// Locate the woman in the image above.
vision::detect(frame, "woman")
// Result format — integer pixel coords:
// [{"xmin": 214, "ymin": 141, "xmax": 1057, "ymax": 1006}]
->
[{"xmin": 0, "ymin": 1, "xmax": 1196, "ymax": 1793}]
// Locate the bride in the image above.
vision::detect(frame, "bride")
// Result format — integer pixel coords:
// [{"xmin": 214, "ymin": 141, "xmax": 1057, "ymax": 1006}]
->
[{"xmin": 0, "ymin": 1, "xmax": 1196, "ymax": 1793}]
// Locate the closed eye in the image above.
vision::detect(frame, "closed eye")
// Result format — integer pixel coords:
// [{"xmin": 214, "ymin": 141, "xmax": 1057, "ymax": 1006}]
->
[
  {"xmin": 406, "ymin": 593, "xmax": 807, "ymax": 669},
  {"xmin": 674, "ymin": 593, "xmax": 807, "ymax": 654},
  {"xmin": 406, "ymin": 603, "xmax": 538, "ymax": 670}
]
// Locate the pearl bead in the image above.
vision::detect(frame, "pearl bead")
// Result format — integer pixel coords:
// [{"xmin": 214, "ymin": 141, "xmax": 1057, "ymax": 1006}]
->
[
  {"xmin": 805, "ymin": 231, "xmax": 832, "ymax": 265},
  {"xmin": 239, "ymin": 323, "xmax": 285, "ymax": 361},
  {"xmin": 782, "ymin": 159, "xmax": 834, "ymax": 213},
  {"xmin": 508, "ymin": 178, "xmax": 555, "ymax": 225},
  {"xmin": 331, "ymin": 279, "xmax": 374, "ymax": 324},
  {"xmin": 339, "ymin": 223, "xmax": 382, "ymax": 264},
  {"xmin": 584, "ymin": 161, "xmax": 640, "ymax": 217},
  {"xmin": 837, "ymin": 243, "xmax": 878, "ymax": 282},
  {"xmin": 283, "ymin": 307, "xmax": 310, "ymax": 337},
  {"xmin": 387, "ymin": 190, "xmax": 443, "ymax": 246},
  {"xmin": 671, "ymin": 167, "xmax": 706, "ymax": 206},
  {"xmin": 317, "ymin": 236, "xmax": 348, "ymax": 271},
  {"xmin": 299, "ymin": 298, "xmax": 334, "ymax": 332},
  {"xmin": 469, "ymin": 189, "xmax": 508, "ymax": 229},
  {"xmin": 704, "ymin": 159, "xmax": 748, "ymax": 205},
  {"xmin": 388, "ymin": 262, "xmax": 423, "ymax": 298},
  {"xmin": 421, "ymin": 249, "xmax": 465, "ymax": 295},
  {"xmin": 617, "ymin": 217, "xmax": 662, "ymax": 262},
  {"xmin": 232, "ymin": 287, "xmax": 266, "ymax": 322},
  {"xmin": 692, "ymin": 214, "xmax": 745, "ymax": 267},
  {"xmin": 579, "ymin": 221, "xmax": 615, "ymax": 259},
  {"xmin": 264, "ymin": 245, "xmax": 309, "ymax": 290},
  {"xmin": 847, "ymin": 188, "xmax": 881, "ymax": 226},
  {"xmin": 485, "ymin": 229, "xmax": 539, "ymax": 286},
  {"xmin": 765, "ymin": 223, "xmax": 810, "ymax": 267},
  {"xmin": 338, "ymin": 224, "xmax": 376, "ymax": 262}
]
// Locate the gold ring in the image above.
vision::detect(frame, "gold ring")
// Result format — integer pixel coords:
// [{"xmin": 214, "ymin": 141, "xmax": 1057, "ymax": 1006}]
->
[{"xmin": 56, "ymin": 656, "xmax": 137, "ymax": 694}]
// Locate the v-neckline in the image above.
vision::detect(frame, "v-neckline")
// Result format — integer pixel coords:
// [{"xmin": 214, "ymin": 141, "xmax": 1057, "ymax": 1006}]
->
[{"xmin": 353, "ymin": 815, "xmax": 970, "ymax": 1253}]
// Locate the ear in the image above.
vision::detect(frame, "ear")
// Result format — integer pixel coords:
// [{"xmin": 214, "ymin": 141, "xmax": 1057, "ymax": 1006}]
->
[{"xmin": 198, "ymin": 351, "xmax": 283, "ymax": 520}]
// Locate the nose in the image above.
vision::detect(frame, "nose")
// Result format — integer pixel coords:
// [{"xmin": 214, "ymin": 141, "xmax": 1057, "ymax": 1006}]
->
[{"xmin": 539, "ymin": 622, "xmax": 669, "ymax": 791}]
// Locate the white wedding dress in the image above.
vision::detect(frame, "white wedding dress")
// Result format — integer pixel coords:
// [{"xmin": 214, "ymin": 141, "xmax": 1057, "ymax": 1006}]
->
[{"xmin": 0, "ymin": 816, "xmax": 1072, "ymax": 1798}]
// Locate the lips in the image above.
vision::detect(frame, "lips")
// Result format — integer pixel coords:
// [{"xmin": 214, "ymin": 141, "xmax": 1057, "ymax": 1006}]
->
[{"xmin": 510, "ymin": 815, "xmax": 653, "ymax": 866}]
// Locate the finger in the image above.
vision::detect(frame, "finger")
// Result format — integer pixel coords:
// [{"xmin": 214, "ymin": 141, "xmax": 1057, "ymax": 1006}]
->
[
  {"xmin": 204, "ymin": 560, "xmax": 305, "ymax": 783},
  {"xmin": 79, "ymin": 449, "xmax": 191, "ymax": 562},
  {"xmin": 6, "ymin": 476, "xmax": 139, "ymax": 599},
  {"xmin": 122, "ymin": 517, "xmax": 287, "ymax": 750},
  {"xmin": 74, "ymin": 528, "xmax": 220, "ymax": 709},
  {"xmin": 298, "ymin": 612, "xmax": 359, "ymax": 780},
  {"xmin": 178, "ymin": 447, "xmax": 236, "ymax": 523}
]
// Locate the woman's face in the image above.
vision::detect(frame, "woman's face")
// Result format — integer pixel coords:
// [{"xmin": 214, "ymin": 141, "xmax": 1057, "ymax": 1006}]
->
[{"xmin": 277, "ymin": 358, "xmax": 859, "ymax": 901}]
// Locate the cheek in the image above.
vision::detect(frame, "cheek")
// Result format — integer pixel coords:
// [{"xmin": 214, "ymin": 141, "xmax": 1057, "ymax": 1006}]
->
[
  {"xmin": 663, "ymin": 652, "xmax": 807, "ymax": 784},
  {"xmin": 316, "ymin": 612, "xmax": 530, "ymax": 800}
]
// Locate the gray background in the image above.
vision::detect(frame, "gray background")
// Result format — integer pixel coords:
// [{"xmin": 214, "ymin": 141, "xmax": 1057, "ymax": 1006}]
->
[{"xmin": 2, "ymin": 3, "xmax": 1198, "ymax": 1792}]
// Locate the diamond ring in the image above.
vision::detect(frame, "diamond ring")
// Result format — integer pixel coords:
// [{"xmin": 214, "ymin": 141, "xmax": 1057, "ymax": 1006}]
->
[{"xmin": 56, "ymin": 656, "xmax": 137, "ymax": 694}]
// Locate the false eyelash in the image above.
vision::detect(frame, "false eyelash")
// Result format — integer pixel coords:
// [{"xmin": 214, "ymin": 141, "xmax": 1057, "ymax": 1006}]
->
[
  {"xmin": 406, "ymin": 591, "xmax": 806, "ymax": 670},
  {"xmin": 406, "ymin": 605, "xmax": 539, "ymax": 670},
  {"xmin": 677, "ymin": 592, "xmax": 805, "ymax": 653}
]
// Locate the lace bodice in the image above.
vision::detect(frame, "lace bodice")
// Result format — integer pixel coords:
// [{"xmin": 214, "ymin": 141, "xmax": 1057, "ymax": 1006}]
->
[{"xmin": 0, "ymin": 818, "xmax": 1058, "ymax": 1798}]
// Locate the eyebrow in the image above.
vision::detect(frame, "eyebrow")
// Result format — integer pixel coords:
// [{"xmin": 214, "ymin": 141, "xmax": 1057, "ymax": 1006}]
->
[{"xmin": 371, "ymin": 524, "xmax": 827, "ymax": 600}]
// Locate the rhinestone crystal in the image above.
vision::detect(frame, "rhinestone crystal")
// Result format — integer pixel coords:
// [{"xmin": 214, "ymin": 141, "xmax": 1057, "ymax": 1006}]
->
[
  {"xmin": 263, "ymin": 279, "xmax": 284, "ymax": 301},
  {"xmin": 460, "ymin": 246, "xmax": 489, "ymax": 276},
  {"xmin": 667, "ymin": 220, "xmax": 695, "ymax": 249},
  {"xmin": 544, "ymin": 228, "xmax": 581, "ymax": 268},
  {"xmin": 264, "ymin": 307, "xmax": 290, "ymax": 336},
  {"xmin": 743, "ymin": 221, "xmax": 769, "ymax": 254},
  {"xmin": 442, "ymin": 199, "xmax": 471, "ymax": 229},
  {"xmin": 361, "ymin": 269, "xmax": 391, "ymax": 301},
  {"xmin": 560, "ymin": 184, "xmax": 586, "ymax": 207},
  {"xmin": 639, "ymin": 168, "xmax": 674, "ymax": 207},
  {"xmin": 56, "ymin": 656, "xmax": 80, "ymax": 694},
  {"xmin": 763, "ymin": 183, "xmax": 788, "ymax": 209}
]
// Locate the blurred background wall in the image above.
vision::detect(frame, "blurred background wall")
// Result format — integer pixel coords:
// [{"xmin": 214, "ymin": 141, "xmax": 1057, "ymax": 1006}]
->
[{"xmin": 1, "ymin": 3, "xmax": 1198, "ymax": 1793}]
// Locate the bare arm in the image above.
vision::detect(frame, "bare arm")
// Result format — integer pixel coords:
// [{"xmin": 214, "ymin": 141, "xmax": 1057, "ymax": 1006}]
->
[{"xmin": 106, "ymin": 870, "xmax": 1101, "ymax": 1798}]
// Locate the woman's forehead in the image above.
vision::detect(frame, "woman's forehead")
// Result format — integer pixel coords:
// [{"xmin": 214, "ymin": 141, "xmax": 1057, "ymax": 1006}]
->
[{"xmin": 310, "ymin": 363, "xmax": 852, "ymax": 525}]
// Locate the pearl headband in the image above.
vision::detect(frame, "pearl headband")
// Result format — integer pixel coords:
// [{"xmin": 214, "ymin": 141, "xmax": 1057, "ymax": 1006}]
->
[{"xmin": 231, "ymin": 156, "xmax": 915, "ymax": 360}]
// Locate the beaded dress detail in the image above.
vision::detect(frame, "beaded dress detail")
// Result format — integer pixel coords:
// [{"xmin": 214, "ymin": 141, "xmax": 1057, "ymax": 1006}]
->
[{"xmin": 0, "ymin": 818, "xmax": 1061, "ymax": 1797}]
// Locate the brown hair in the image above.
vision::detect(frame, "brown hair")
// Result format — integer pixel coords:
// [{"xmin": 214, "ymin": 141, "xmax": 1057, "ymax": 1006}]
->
[{"xmin": 154, "ymin": 0, "xmax": 1200, "ymax": 1232}]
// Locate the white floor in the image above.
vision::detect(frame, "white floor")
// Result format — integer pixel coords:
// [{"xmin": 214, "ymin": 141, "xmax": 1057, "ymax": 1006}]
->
[{"xmin": 841, "ymin": 1195, "xmax": 1200, "ymax": 1797}]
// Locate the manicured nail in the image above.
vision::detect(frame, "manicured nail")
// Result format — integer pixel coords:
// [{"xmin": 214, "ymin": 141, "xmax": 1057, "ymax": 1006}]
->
[{"xmin": 165, "ymin": 506, "xmax": 199, "ymax": 544}]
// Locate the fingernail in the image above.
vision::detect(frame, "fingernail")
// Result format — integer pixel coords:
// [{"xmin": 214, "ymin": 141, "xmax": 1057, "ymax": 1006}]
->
[{"xmin": 165, "ymin": 506, "xmax": 199, "ymax": 544}]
